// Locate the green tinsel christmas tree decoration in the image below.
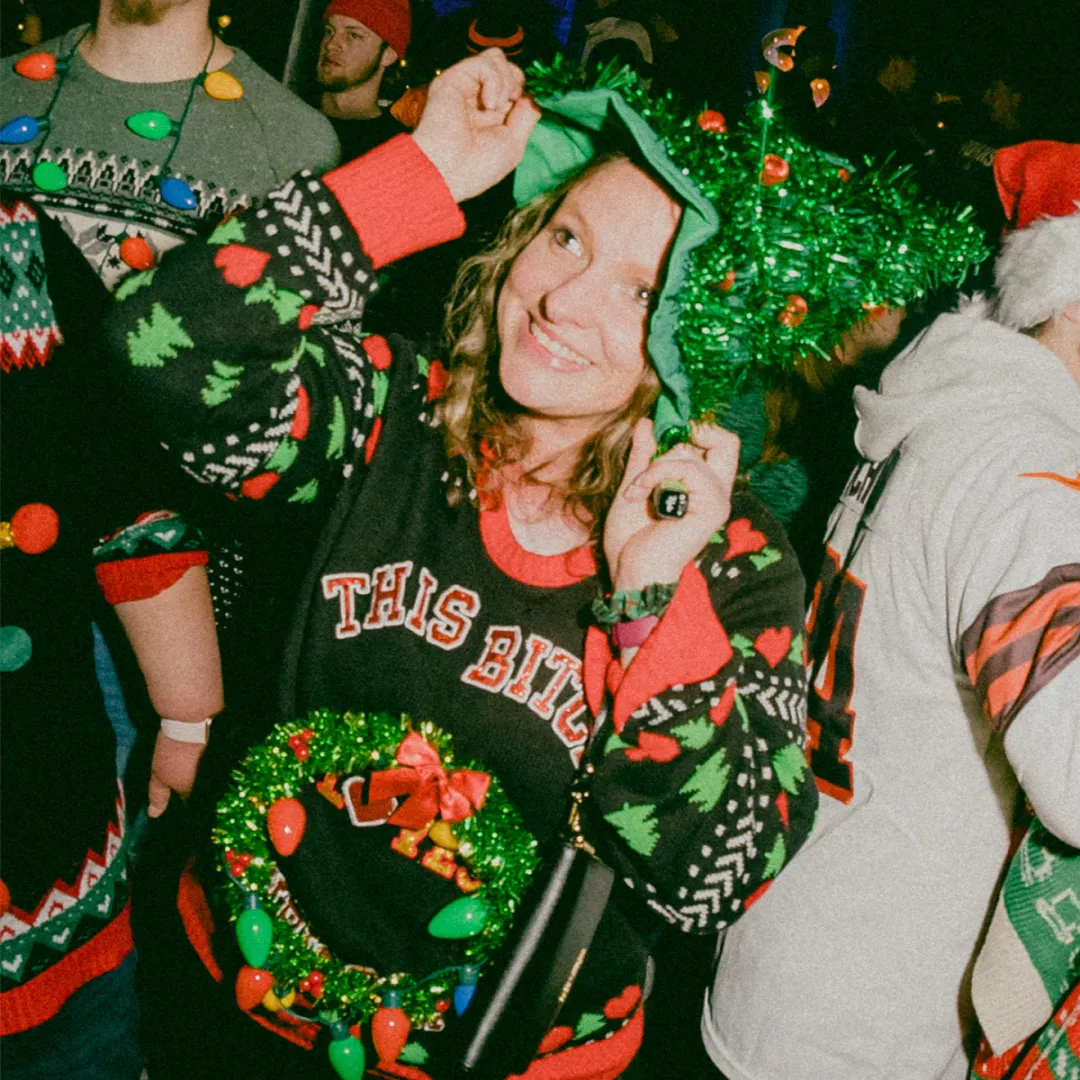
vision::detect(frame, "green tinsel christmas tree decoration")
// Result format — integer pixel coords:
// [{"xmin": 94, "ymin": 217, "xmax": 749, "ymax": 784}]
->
[{"xmin": 525, "ymin": 54, "xmax": 991, "ymax": 432}]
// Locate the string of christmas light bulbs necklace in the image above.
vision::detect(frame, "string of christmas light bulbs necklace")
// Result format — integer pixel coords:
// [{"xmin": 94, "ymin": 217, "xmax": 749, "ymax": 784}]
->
[{"xmin": 1, "ymin": 28, "xmax": 244, "ymax": 214}]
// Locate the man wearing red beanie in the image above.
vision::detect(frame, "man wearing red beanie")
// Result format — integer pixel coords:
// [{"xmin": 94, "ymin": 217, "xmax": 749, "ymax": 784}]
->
[{"xmin": 318, "ymin": 0, "xmax": 411, "ymax": 160}]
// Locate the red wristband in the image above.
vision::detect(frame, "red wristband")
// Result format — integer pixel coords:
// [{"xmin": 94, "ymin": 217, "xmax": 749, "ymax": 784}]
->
[{"xmin": 611, "ymin": 615, "xmax": 659, "ymax": 650}]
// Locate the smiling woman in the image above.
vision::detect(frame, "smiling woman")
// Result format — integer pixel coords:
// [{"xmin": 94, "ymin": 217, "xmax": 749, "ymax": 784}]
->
[{"xmin": 107, "ymin": 48, "xmax": 816, "ymax": 1080}]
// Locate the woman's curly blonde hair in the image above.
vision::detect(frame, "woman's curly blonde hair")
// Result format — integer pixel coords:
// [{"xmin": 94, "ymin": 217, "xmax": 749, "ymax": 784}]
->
[{"xmin": 439, "ymin": 154, "xmax": 661, "ymax": 537}]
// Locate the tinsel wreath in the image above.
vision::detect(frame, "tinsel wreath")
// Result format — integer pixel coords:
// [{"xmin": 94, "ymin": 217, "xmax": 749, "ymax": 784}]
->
[
  {"xmin": 213, "ymin": 709, "xmax": 540, "ymax": 1054},
  {"xmin": 526, "ymin": 55, "xmax": 992, "ymax": 522}
]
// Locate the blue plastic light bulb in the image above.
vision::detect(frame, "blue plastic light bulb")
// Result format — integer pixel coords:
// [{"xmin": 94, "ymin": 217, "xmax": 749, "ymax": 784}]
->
[
  {"xmin": 159, "ymin": 176, "xmax": 197, "ymax": 211},
  {"xmin": 0, "ymin": 115, "xmax": 41, "ymax": 144}
]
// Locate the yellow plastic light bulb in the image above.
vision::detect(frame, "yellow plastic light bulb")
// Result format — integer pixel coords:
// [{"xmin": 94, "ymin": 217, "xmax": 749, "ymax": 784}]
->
[
  {"xmin": 204, "ymin": 70, "xmax": 243, "ymax": 101},
  {"xmin": 262, "ymin": 989, "xmax": 282, "ymax": 1012},
  {"xmin": 429, "ymin": 821, "xmax": 459, "ymax": 850}
]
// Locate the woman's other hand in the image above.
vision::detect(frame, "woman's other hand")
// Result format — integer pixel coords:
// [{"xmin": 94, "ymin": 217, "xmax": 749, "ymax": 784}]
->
[
  {"xmin": 147, "ymin": 731, "xmax": 206, "ymax": 818},
  {"xmin": 412, "ymin": 49, "xmax": 540, "ymax": 203},
  {"xmin": 605, "ymin": 419, "xmax": 740, "ymax": 593}
]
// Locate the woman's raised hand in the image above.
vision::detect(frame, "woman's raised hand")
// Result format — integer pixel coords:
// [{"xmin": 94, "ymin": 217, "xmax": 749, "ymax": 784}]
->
[
  {"xmin": 412, "ymin": 49, "xmax": 541, "ymax": 204},
  {"xmin": 605, "ymin": 419, "xmax": 741, "ymax": 594}
]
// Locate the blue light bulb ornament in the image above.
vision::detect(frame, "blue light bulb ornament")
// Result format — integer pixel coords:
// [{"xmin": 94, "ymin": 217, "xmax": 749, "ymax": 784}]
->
[
  {"xmin": 454, "ymin": 965, "xmax": 479, "ymax": 1016},
  {"xmin": 159, "ymin": 176, "xmax": 197, "ymax": 211},
  {"xmin": 0, "ymin": 115, "xmax": 44, "ymax": 145},
  {"xmin": 328, "ymin": 1020, "xmax": 366, "ymax": 1080},
  {"xmin": 236, "ymin": 893, "xmax": 272, "ymax": 967}
]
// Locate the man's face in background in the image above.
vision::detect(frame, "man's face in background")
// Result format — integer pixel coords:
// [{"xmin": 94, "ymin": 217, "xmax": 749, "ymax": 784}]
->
[{"xmin": 317, "ymin": 14, "xmax": 389, "ymax": 91}]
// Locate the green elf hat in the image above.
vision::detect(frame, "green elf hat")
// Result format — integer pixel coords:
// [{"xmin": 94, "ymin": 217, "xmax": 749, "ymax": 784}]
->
[{"xmin": 514, "ymin": 86, "xmax": 719, "ymax": 439}]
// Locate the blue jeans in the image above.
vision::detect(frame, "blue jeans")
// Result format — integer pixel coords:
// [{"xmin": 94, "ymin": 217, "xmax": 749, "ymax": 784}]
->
[{"xmin": 1, "ymin": 952, "xmax": 143, "ymax": 1080}]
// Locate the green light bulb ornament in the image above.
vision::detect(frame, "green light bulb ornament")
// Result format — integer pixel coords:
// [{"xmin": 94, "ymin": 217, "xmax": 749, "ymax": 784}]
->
[
  {"xmin": 236, "ymin": 893, "xmax": 272, "ymax": 967},
  {"xmin": 328, "ymin": 1020, "xmax": 366, "ymax": 1080},
  {"xmin": 428, "ymin": 895, "xmax": 489, "ymax": 939},
  {"xmin": 126, "ymin": 110, "xmax": 179, "ymax": 140}
]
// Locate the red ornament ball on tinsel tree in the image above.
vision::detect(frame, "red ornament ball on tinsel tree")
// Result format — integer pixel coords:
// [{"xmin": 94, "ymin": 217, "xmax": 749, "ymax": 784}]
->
[
  {"xmin": 760, "ymin": 154, "xmax": 790, "ymax": 186},
  {"xmin": 778, "ymin": 295, "xmax": 808, "ymax": 327},
  {"xmin": 696, "ymin": 109, "xmax": 727, "ymax": 134}
]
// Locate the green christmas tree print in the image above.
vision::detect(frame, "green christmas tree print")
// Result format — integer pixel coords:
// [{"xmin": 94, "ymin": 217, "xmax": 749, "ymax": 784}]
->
[
  {"xmin": 762, "ymin": 833, "xmax": 787, "ymax": 879},
  {"xmin": 115, "ymin": 268, "xmax": 157, "ymax": 302},
  {"xmin": 126, "ymin": 303, "xmax": 194, "ymax": 368},
  {"xmin": 288, "ymin": 478, "xmax": 319, "ymax": 503},
  {"xmin": 264, "ymin": 437, "xmax": 299, "ymax": 473},
  {"xmin": 200, "ymin": 359, "xmax": 244, "ymax": 407},
  {"xmin": 574, "ymin": 1013, "xmax": 607, "ymax": 1040},
  {"xmin": 772, "ymin": 743, "xmax": 808, "ymax": 794},
  {"xmin": 672, "ymin": 716, "xmax": 716, "ymax": 751},
  {"xmin": 679, "ymin": 748, "xmax": 731, "ymax": 813},
  {"xmin": 208, "ymin": 216, "xmax": 246, "ymax": 246},
  {"xmin": 244, "ymin": 277, "xmax": 304, "ymax": 325},
  {"xmin": 605, "ymin": 802, "xmax": 660, "ymax": 857},
  {"xmin": 327, "ymin": 396, "xmax": 346, "ymax": 459}
]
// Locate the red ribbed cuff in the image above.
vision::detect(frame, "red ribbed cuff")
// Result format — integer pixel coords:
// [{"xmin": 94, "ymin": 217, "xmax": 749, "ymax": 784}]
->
[
  {"xmin": 0, "ymin": 903, "xmax": 133, "ymax": 1036},
  {"xmin": 95, "ymin": 551, "xmax": 208, "ymax": 605},
  {"xmin": 323, "ymin": 134, "xmax": 466, "ymax": 270}
]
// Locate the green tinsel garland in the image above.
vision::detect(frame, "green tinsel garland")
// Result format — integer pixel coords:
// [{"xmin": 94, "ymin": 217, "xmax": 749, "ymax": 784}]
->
[
  {"xmin": 526, "ymin": 55, "xmax": 992, "ymax": 424},
  {"xmin": 212, "ymin": 708, "xmax": 540, "ymax": 1031}
]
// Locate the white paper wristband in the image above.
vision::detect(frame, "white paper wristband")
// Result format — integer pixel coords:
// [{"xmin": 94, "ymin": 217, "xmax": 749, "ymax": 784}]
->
[{"xmin": 160, "ymin": 717, "xmax": 213, "ymax": 745}]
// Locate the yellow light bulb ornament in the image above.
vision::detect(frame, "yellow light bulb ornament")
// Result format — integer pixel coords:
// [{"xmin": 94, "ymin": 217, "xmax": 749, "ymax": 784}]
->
[
  {"xmin": 217, "ymin": 14, "xmax": 232, "ymax": 28},
  {"xmin": 203, "ymin": 70, "xmax": 244, "ymax": 101}
]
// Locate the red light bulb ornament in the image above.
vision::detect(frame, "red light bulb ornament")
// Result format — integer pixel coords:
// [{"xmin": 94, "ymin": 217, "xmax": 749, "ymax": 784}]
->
[
  {"xmin": 267, "ymin": 797, "xmax": 306, "ymax": 856},
  {"xmin": 236, "ymin": 893, "xmax": 272, "ymax": 967},
  {"xmin": 328, "ymin": 1020, "xmax": 366, "ymax": 1080},
  {"xmin": 235, "ymin": 965, "xmax": 273, "ymax": 1011},
  {"xmin": 119, "ymin": 235, "xmax": 155, "ymax": 271},
  {"xmin": 14, "ymin": 52, "xmax": 60, "ymax": 80},
  {"xmin": 760, "ymin": 154, "xmax": 790, "ymax": 186},
  {"xmin": 372, "ymin": 988, "xmax": 411, "ymax": 1064}
]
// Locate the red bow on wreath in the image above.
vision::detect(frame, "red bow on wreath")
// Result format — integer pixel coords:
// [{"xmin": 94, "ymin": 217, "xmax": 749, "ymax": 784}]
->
[{"xmin": 368, "ymin": 732, "xmax": 490, "ymax": 831}]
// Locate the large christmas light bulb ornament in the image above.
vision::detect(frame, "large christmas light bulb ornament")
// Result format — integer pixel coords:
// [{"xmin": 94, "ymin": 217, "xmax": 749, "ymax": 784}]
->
[
  {"xmin": 372, "ymin": 989, "xmax": 410, "ymax": 1063},
  {"xmin": 267, "ymin": 797, "xmax": 306, "ymax": 856},
  {"xmin": 31, "ymin": 161, "xmax": 66, "ymax": 191},
  {"xmin": 236, "ymin": 893, "xmax": 273, "ymax": 967},
  {"xmin": 235, "ymin": 965, "xmax": 273, "ymax": 1010},
  {"xmin": 810, "ymin": 78, "xmax": 831, "ymax": 109},
  {"xmin": 203, "ymin": 70, "xmax": 243, "ymax": 100},
  {"xmin": 0, "ymin": 116, "xmax": 43, "ymax": 144},
  {"xmin": 159, "ymin": 176, "xmax": 197, "ymax": 211},
  {"xmin": 119, "ymin": 235, "xmax": 155, "ymax": 271},
  {"xmin": 428, "ymin": 895, "xmax": 489, "ymax": 939},
  {"xmin": 127, "ymin": 110, "xmax": 179, "ymax": 140},
  {"xmin": 328, "ymin": 1020, "xmax": 366, "ymax": 1080},
  {"xmin": 14, "ymin": 52, "xmax": 59, "ymax": 80},
  {"xmin": 454, "ymin": 965, "xmax": 479, "ymax": 1016}
]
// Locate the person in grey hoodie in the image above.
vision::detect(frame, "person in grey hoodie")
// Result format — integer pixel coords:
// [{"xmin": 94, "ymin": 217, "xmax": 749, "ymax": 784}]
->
[{"xmin": 703, "ymin": 139, "xmax": 1080, "ymax": 1080}]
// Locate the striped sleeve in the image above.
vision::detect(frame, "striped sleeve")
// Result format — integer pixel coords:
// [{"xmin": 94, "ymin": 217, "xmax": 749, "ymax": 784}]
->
[{"xmin": 960, "ymin": 564, "xmax": 1080, "ymax": 733}]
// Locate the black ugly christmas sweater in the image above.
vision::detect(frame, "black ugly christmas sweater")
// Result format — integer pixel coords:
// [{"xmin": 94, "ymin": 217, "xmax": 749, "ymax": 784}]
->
[{"xmin": 108, "ymin": 136, "xmax": 818, "ymax": 1078}]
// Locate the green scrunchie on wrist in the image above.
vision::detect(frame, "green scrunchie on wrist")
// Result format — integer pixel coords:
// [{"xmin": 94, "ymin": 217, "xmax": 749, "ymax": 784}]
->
[{"xmin": 591, "ymin": 580, "xmax": 679, "ymax": 627}]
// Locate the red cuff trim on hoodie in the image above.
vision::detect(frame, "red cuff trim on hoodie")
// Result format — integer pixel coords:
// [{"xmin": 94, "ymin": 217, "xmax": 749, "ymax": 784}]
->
[
  {"xmin": 0, "ymin": 902, "xmax": 133, "ymax": 1036},
  {"xmin": 323, "ymin": 134, "xmax": 466, "ymax": 270},
  {"xmin": 95, "ymin": 551, "xmax": 208, "ymax": 605},
  {"xmin": 605, "ymin": 563, "xmax": 732, "ymax": 735},
  {"xmin": 510, "ymin": 1005, "xmax": 644, "ymax": 1080}
]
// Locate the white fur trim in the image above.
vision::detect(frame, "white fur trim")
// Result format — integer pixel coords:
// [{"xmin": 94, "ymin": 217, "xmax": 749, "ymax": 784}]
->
[{"xmin": 993, "ymin": 206, "xmax": 1080, "ymax": 330}]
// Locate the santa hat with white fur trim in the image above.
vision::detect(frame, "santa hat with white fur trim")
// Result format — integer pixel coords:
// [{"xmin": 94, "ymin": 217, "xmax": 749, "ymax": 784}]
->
[{"xmin": 992, "ymin": 140, "xmax": 1080, "ymax": 331}]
